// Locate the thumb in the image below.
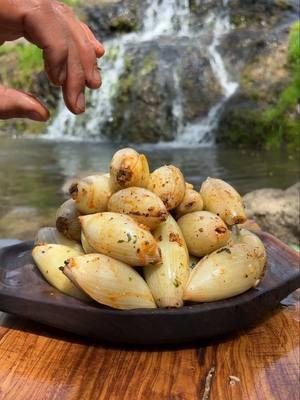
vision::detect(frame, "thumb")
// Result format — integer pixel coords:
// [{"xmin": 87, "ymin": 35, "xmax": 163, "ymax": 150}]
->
[{"xmin": 0, "ymin": 86, "xmax": 49, "ymax": 121}]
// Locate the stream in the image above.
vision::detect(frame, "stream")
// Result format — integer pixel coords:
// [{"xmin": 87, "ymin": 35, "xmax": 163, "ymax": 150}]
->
[{"xmin": 0, "ymin": 136, "xmax": 298, "ymax": 239}]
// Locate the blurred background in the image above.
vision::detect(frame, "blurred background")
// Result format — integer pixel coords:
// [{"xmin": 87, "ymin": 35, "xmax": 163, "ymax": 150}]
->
[{"xmin": 0, "ymin": 0, "xmax": 299, "ymax": 247}]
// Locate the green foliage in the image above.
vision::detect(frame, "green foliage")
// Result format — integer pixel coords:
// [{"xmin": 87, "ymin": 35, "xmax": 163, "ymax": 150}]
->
[
  {"xmin": 227, "ymin": 21, "xmax": 300, "ymax": 150},
  {"xmin": 0, "ymin": 46, "xmax": 11, "ymax": 56},
  {"xmin": 288, "ymin": 21, "xmax": 300, "ymax": 66},
  {"xmin": 0, "ymin": 43, "xmax": 43, "ymax": 90},
  {"xmin": 0, "ymin": 43, "xmax": 46, "ymax": 135},
  {"xmin": 60, "ymin": 0, "xmax": 81, "ymax": 6},
  {"xmin": 261, "ymin": 20, "xmax": 300, "ymax": 149},
  {"xmin": 15, "ymin": 44, "xmax": 43, "ymax": 78}
]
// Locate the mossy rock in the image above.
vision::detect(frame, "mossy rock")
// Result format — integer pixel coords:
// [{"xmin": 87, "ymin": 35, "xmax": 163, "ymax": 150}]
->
[
  {"xmin": 218, "ymin": 21, "xmax": 300, "ymax": 151},
  {"xmin": 107, "ymin": 38, "xmax": 222, "ymax": 143},
  {"xmin": 0, "ymin": 207, "xmax": 56, "ymax": 240},
  {"xmin": 109, "ymin": 15, "xmax": 137, "ymax": 33}
]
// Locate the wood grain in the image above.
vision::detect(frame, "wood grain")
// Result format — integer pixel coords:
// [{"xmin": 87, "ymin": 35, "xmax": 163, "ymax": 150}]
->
[
  {"xmin": 0, "ymin": 231, "xmax": 299, "ymax": 399},
  {"xmin": 0, "ymin": 292, "xmax": 299, "ymax": 400}
]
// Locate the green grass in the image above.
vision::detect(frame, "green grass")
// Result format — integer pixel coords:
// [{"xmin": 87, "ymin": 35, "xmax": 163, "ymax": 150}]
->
[{"xmin": 262, "ymin": 20, "xmax": 300, "ymax": 149}]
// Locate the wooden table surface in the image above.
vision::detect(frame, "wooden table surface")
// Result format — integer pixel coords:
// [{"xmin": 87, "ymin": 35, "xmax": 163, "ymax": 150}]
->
[{"xmin": 0, "ymin": 290, "xmax": 299, "ymax": 400}]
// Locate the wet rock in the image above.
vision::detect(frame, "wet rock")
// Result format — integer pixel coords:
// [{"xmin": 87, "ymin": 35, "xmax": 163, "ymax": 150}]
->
[
  {"xmin": 215, "ymin": 0, "xmax": 299, "ymax": 148},
  {"xmin": 107, "ymin": 38, "xmax": 222, "ymax": 143},
  {"xmin": 243, "ymin": 182, "xmax": 300, "ymax": 245},
  {"xmin": 189, "ymin": 0, "xmax": 221, "ymax": 15},
  {"xmin": 84, "ymin": 0, "xmax": 299, "ymax": 145},
  {"xmin": 0, "ymin": 207, "xmax": 56, "ymax": 240},
  {"xmin": 227, "ymin": 0, "xmax": 296, "ymax": 26},
  {"xmin": 31, "ymin": 71, "xmax": 60, "ymax": 110},
  {"xmin": 217, "ymin": 31, "xmax": 297, "ymax": 147},
  {"xmin": 85, "ymin": 0, "xmax": 146, "ymax": 40}
]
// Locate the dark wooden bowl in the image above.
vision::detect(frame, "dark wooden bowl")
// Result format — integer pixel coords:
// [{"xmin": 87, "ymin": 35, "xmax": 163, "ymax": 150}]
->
[{"xmin": 0, "ymin": 232, "xmax": 299, "ymax": 345}]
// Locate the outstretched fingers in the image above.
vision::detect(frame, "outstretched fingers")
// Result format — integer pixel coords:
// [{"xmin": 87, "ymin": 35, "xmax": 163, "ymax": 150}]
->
[
  {"xmin": 0, "ymin": 86, "xmax": 49, "ymax": 121},
  {"xmin": 23, "ymin": 1, "xmax": 105, "ymax": 114}
]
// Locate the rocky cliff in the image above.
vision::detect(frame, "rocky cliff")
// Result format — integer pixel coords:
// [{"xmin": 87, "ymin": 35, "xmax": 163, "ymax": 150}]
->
[{"xmin": 0, "ymin": 0, "xmax": 299, "ymax": 149}]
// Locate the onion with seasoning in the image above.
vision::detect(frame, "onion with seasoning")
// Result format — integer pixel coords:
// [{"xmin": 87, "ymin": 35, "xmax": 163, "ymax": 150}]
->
[
  {"xmin": 148, "ymin": 165, "xmax": 185, "ymax": 210},
  {"xmin": 174, "ymin": 189, "xmax": 204, "ymax": 219},
  {"xmin": 144, "ymin": 214, "xmax": 190, "ymax": 308},
  {"xmin": 56, "ymin": 199, "xmax": 81, "ymax": 241},
  {"xmin": 32, "ymin": 244, "xmax": 88, "ymax": 300},
  {"xmin": 69, "ymin": 174, "xmax": 113, "ymax": 214},
  {"xmin": 80, "ymin": 212, "xmax": 162, "ymax": 267},
  {"xmin": 200, "ymin": 177, "xmax": 247, "ymax": 225},
  {"xmin": 177, "ymin": 211, "xmax": 231, "ymax": 257},
  {"xmin": 108, "ymin": 187, "xmax": 168, "ymax": 230},
  {"xmin": 31, "ymin": 147, "xmax": 267, "ymax": 311},
  {"xmin": 110, "ymin": 148, "xmax": 150, "ymax": 191},
  {"xmin": 63, "ymin": 253, "xmax": 156, "ymax": 310},
  {"xmin": 183, "ymin": 236, "xmax": 266, "ymax": 302}
]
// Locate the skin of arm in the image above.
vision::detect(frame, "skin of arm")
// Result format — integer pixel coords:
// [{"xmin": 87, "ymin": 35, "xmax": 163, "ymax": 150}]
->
[{"xmin": 0, "ymin": 0, "xmax": 105, "ymax": 120}]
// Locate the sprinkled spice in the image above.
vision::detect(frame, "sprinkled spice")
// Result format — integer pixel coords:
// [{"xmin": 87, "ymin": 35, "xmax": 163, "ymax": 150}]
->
[
  {"xmin": 173, "ymin": 278, "xmax": 180, "ymax": 287},
  {"xmin": 169, "ymin": 232, "xmax": 184, "ymax": 247}
]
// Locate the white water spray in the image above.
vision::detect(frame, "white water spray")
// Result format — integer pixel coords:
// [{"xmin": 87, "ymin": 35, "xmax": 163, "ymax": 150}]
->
[{"xmin": 45, "ymin": 0, "xmax": 238, "ymax": 145}]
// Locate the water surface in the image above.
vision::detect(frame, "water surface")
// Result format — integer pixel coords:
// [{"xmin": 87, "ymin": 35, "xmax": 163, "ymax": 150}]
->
[{"xmin": 0, "ymin": 137, "xmax": 298, "ymax": 238}]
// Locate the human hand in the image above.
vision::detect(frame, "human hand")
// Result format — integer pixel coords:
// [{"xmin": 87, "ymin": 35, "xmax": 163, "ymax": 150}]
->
[
  {"xmin": 0, "ymin": 0, "xmax": 105, "ymax": 120},
  {"xmin": 0, "ymin": 86, "xmax": 49, "ymax": 121}
]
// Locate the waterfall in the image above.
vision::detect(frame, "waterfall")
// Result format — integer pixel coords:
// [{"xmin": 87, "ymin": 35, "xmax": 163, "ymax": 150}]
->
[
  {"xmin": 173, "ymin": 12, "xmax": 238, "ymax": 145},
  {"xmin": 45, "ymin": 0, "xmax": 238, "ymax": 144}
]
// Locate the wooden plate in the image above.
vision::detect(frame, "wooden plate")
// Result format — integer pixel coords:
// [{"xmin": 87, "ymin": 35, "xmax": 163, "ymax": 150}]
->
[{"xmin": 0, "ymin": 232, "xmax": 299, "ymax": 345}]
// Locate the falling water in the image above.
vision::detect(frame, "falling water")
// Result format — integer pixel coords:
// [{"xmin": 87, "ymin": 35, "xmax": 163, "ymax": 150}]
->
[
  {"xmin": 45, "ymin": 0, "xmax": 238, "ymax": 144},
  {"xmin": 174, "ymin": 12, "xmax": 238, "ymax": 145}
]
